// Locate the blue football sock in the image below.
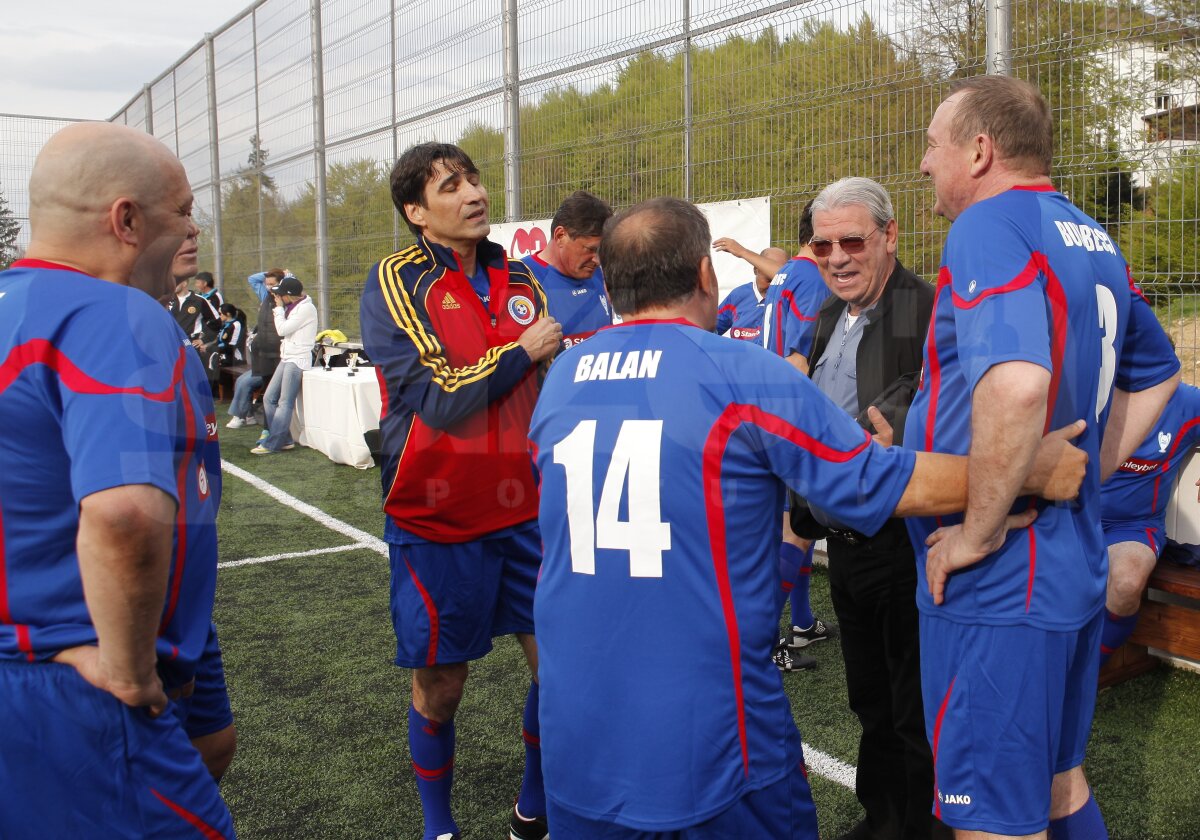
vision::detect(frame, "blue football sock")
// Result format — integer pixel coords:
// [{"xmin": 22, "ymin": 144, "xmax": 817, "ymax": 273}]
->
[
  {"xmin": 408, "ymin": 704, "xmax": 458, "ymax": 840},
  {"xmin": 1049, "ymin": 790, "xmax": 1107, "ymax": 839},
  {"xmin": 1099, "ymin": 610, "xmax": 1139, "ymax": 665},
  {"xmin": 781, "ymin": 542, "xmax": 815, "ymax": 629},
  {"xmin": 516, "ymin": 680, "xmax": 546, "ymax": 818}
]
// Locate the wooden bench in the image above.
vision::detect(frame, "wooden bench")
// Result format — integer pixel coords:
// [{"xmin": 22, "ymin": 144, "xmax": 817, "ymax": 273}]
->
[
  {"xmin": 217, "ymin": 364, "xmax": 250, "ymax": 403},
  {"xmin": 1099, "ymin": 560, "xmax": 1200, "ymax": 687}
]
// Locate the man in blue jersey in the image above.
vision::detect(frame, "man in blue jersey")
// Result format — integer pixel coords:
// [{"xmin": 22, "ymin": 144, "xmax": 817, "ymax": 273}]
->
[
  {"xmin": 528, "ymin": 196, "xmax": 1086, "ymax": 839},
  {"xmin": 912, "ymin": 76, "xmax": 1179, "ymax": 838},
  {"xmin": 712, "ymin": 239, "xmax": 787, "ymax": 342},
  {"xmin": 522, "ymin": 190, "xmax": 614, "ymax": 350},
  {"xmin": 0, "ymin": 122, "xmax": 234, "ymax": 836},
  {"xmin": 1100, "ymin": 378, "xmax": 1200, "ymax": 664},
  {"xmin": 761, "ymin": 201, "xmax": 828, "ymax": 374}
]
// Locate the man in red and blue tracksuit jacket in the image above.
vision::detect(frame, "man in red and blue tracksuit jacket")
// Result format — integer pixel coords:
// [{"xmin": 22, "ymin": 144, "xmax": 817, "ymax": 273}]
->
[{"xmin": 360, "ymin": 142, "xmax": 562, "ymax": 840}]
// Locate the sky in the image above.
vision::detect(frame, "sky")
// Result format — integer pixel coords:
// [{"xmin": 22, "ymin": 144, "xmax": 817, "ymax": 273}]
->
[{"xmin": 1, "ymin": 1, "xmax": 254, "ymax": 119}]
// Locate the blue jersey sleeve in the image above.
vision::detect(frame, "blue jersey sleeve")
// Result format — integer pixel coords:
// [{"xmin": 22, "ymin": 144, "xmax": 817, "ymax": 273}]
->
[
  {"xmin": 715, "ymin": 289, "xmax": 737, "ymax": 335},
  {"xmin": 62, "ymin": 295, "xmax": 185, "ymax": 505},
  {"xmin": 1116, "ymin": 273, "xmax": 1180, "ymax": 393},
  {"xmin": 945, "ymin": 209, "xmax": 1052, "ymax": 390}
]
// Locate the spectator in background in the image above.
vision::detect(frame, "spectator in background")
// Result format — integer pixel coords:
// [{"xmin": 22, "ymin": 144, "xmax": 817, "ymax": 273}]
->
[
  {"xmin": 251, "ymin": 274, "xmax": 317, "ymax": 454},
  {"xmin": 169, "ymin": 255, "xmax": 219, "ymax": 349},
  {"xmin": 214, "ymin": 303, "xmax": 247, "ymax": 367},
  {"xmin": 711, "ymin": 238, "xmax": 788, "ymax": 342},
  {"xmin": 195, "ymin": 270, "xmax": 222, "ymax": 310},
  {"xmin": 226, "ymin": 267, "xmax": 285, "ymax": 428},
  {"xmin": 522, "ymin": 189, "xmax": 615, "ymax": 350}
]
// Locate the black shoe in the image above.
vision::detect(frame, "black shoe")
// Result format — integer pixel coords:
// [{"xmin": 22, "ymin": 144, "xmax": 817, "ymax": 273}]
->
[
  {"xmin": 774, "ymin": 640, "xmax": 817, "ymax": 672},
  {"xmin": 509, "ymin": 804, "xmax": 549, "ymax": 840},
  {"xmin": 785, "ymin": 618, "xmax": 838, "ymax": 650}
]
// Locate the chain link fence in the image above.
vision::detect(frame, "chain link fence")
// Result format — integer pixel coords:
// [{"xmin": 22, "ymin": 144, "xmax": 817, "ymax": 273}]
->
[{"xmin": 4, "ymin": 0, "xmax": 1182, "ymax": 382}]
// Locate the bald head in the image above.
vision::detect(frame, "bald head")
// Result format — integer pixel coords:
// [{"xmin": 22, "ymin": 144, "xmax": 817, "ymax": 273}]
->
[
  {"xmin": 27, "ymin": 122, "xmax": 196, "ymax": 296},
  {"xmin": 755, "ymin": 246, "xmax": 789, "ymax": 291}
]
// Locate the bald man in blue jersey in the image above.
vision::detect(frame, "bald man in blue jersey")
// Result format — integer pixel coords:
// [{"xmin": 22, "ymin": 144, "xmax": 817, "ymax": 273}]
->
[{"xmin": 0, "ymin": 122, "xmax": 233, "ymax": 837}]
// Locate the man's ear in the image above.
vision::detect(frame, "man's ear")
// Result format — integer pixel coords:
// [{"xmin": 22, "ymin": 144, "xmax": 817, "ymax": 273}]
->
[
  {"xmin": 552, "ymin": 225, "xmax": 570, "ymax": 246},
  {"xmin": 403, "ymin": 202, "xmax": 425, "ymax": 230},
  {"xmin": 969, "ymin": 132, "xmax": 994, "ymax": 179},
  {"xmin": 110, "ymin": 197, "xmax": 140, "ymax": 246},
  {"xmin": 698, "ymin": 255, "xmax": 719, "ymax": 299}
]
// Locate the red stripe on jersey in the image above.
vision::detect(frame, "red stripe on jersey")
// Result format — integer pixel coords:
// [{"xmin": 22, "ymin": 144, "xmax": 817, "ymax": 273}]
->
[
  {"xmin": 1042, "ymin": 258, "xmax": 1068, "ymax": 432},
  {"xmin": 1153, "ymin": 417, "xmax": 1200, "ymax": 512},
  {"xmin": 781, "ymin": 289, "xmax": 816, "ymax": 322},
  {"xmin": 931, "ymin": 676, "xmax": 957, "ymax": 820},
  {"xmin": 949, "ymin": 252, "xmax": 1042, "ymax": 310},
  {"xmin": 404, "ymin": 556, "xmax": 440, "ymax": 667},
  {"xmin": 1010, "ymin": 184, "xmax": 1056, "ymax": 192},
  {"xmin": 0, "ymin": 504, "xmax": 34, "ymax": 661},
  {"xmin": 522, "ymin": 728, "xmax": 540, "ymax": 747},
  {"xmin": 1145, "ymin": 528, "xmax": 1158, "ymax": 555},
  {"xmin": 703, "ymin": 403, "xmax": 872, "ymax": 777},
  {"xmin": 922, "ymin": 269, "xmax": 952, "ymax": 452},
  {"xmin": 10, "ymin": 258, "xmax": 90, "ymax": 275},
  {"xmin": 1025, "ymin": 527, "xmax": 1037, "ymax": 613},
  {"xmin": 1126, "ymin": 265, "xmax": 1151, "ymax": 305},
  {"xmin": 160, "ymin": 375, "xmax": 196, "ymax": 634},
  {"xmin": 14, "ymin": 625, "xmax": 34, "ymax": 662},
  {"xmin": 0, "ymin": 339, "xmax": 185, "ymax": 401},
  {"xmin": 718, "ymin": 303, "xmax": 737, "ymax": 317},
  {"xmin": 375, "ymin": 366, "xmax": 389, "ymax": 420},
  {"xmin": 149, "ymin": 788, "xmax": 228, "ymax": 840}
]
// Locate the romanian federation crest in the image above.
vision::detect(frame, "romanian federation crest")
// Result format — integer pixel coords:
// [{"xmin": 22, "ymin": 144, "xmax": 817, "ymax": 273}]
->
[{"xmin": 508, "ymin": 295, "xmax": 535, "ymax": 326}]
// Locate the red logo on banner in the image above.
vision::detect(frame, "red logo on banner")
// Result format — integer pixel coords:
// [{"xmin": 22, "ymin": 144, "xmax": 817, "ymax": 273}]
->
[{"xmin": 510, "ymin": 227, "xmax": 548, "ymax": 257}]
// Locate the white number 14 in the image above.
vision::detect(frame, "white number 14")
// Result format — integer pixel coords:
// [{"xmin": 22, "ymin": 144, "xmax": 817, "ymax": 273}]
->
[{"xmin": 552, "ymin": 420, "xmax": 672, "ymax": 578}]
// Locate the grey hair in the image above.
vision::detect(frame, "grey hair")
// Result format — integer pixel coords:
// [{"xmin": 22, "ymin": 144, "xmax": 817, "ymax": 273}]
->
[{"xmin": 811, "ymin": 177, "xmax": 894, "ymax": 230}]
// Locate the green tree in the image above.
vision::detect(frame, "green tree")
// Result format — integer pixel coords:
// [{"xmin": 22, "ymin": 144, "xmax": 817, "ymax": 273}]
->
[{"xmin": 0, "ymin": 186, "xmax": 20, "ymax": 271}]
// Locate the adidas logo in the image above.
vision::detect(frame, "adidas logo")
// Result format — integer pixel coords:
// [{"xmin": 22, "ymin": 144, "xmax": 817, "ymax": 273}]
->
[{"xmin": 441, "ymin": 293, "xmax": 460, "ymax": 310}]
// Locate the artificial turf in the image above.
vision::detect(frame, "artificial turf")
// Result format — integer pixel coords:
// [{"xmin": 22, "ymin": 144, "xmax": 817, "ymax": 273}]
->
[{"xmin": 213, "ymin": 424, "xmax": 1200, "ymax": 838}]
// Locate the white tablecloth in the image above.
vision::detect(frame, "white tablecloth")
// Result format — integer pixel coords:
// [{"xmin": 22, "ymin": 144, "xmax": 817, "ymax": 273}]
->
[{"xmin": 290, "ymin": 367, "xmax": 382, "ymax": 469}]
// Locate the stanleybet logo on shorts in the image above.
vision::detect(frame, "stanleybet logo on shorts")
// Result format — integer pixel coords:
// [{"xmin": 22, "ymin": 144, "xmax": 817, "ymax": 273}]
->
[{"xmin": 508, "ymin": 295, "xmax": 535, "ymax": 326}]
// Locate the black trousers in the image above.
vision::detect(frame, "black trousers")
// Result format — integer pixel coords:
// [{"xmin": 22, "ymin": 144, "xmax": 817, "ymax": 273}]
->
[{"xmin": 827, "ymin": 520, "xmax": 951, "ymax": 840}]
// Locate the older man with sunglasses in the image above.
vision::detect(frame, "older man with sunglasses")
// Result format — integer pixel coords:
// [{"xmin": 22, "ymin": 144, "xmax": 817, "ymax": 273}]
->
[{"xmin": 791, "ymin": 176, "xmax": 944, "ymax": 840}]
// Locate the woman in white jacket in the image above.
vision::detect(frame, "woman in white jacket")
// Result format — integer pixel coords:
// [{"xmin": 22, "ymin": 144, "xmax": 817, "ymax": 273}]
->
[{"xmin": 252, "ymin": 275, "xmax": 318, "ymax": 454}]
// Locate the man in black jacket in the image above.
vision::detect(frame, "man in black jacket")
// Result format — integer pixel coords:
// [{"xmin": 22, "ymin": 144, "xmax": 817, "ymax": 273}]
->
[{"xmin": 796, "ymin": 177, "xmax": 946, "ymax": 840}]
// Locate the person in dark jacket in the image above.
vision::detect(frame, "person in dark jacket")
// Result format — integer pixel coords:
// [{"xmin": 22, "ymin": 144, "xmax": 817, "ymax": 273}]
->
[
  {"xmin": 792, "ymin": 177, "xmax": 946, "ymax": 840},
  {"xmin": 226, "ymin": 268, "xmax": 284, "ymax": 428}
]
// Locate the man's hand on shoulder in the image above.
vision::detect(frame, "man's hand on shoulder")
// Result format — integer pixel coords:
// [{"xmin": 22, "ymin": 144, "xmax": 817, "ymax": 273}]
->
[{"xmin": 518, "ymin": 316, "xmax": 563, "ymax": 363}]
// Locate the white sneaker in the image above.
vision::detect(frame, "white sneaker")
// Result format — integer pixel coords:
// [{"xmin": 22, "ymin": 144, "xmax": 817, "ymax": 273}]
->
[
  {"xmin": 226, "ymin": 417, "xmax": 245, "ymax": 429},
  {"xmin": 244, "ymin": 415, "xmax": 259, "ymax": 426}
]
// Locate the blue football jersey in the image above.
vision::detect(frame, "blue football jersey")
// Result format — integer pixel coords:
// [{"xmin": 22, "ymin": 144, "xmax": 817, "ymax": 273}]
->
[
  {"xmin": 0, "ymin": 261, "xmax": 221, "ymax": 689},
  {"xmin": 529, "ymin": 319, "xmax": 915, "ymax": 829},
  {"xmin": 715, "ymin": 281, "xmax": 766, "ymax": 342},
  {"xmin": 1102, "ymin": 382, "xmax": 1200, "ymax": 538},
  {"xmin": 522, "ymin": 252, "xmax": 613, "ymax": 350},
  {"xmin": 761, "ymin": 256, "xmax": 826, "ymax": 358},
  {"xmin": 904, "ymin": 187, "xmax": 1179, "ymax": 630}
]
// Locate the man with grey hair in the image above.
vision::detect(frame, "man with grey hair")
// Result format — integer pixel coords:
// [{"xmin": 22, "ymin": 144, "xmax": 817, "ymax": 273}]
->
[{"xmin": 795, "ymin": 175, "xmax": 943, "ymax": 840}]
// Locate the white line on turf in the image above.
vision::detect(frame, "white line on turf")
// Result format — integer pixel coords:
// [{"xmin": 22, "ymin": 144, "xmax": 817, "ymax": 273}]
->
[
  {"xmin": 220, "ymin": 460, "xmax": 861, "ymax": 791},
  {"xmin": 218, "ymin": 544, "xmax": 366, "ymax": 569},
  {"xmin": 220, "ymin": 460, "xmax": 388, "ymax": 556},
  {"xmin": 802, "ymin": 743, "xmax": 857, "ymax": 790}
]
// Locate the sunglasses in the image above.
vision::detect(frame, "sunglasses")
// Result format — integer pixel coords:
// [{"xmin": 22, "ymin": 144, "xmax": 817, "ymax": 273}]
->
[{"xmin": 810, "ymin": 228, "xmax": 879, "ymax": 258}]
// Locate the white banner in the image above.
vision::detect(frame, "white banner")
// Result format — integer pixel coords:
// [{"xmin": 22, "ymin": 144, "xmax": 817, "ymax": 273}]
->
[{"xmin": 490, "ymin": 196, "xmax": 772, "ymax": 305}]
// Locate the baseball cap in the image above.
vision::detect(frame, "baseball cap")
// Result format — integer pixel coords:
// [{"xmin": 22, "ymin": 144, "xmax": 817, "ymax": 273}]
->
[{"xmin": 276, "ymin": 276, "xmax": 303, "ymax": 296}]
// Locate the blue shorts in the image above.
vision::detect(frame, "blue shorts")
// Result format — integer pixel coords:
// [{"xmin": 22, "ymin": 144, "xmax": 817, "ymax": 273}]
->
[
  {"xmin": 175, "ymin": 622, "xmax": 234, "ymax": 739},
  {"xmin": 919, "ymin": 611, "xmax": 1103, "ymax": 835},
  {"xmin": 547, "ymin": 759, "xmax": 818, "ymax": 839},
  {"xmin": 389, "ymin": 522, "xmax": 541, "ymax": 668},
  {"xmin": 0, "ymin": 660, "xmax": 235, "ymax": 839},
  {"xmin": 1103, "ymin": 519, "xmax": 1163, "ymax": 555}
]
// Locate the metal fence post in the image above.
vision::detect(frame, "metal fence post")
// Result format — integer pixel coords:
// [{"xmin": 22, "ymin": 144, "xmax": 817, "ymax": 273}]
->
[
  {"xmin": 683, "ymin": 0, "xmax": 693, "ymax": 201},
  {"xmin": 985, "ymin": 0, "xmax": 1012, "ymax": 75},
  {"xmin": 253, "ymin": 8, "xmax": 265, "ymax": 268},
  {"xmin": 311, "ymin": 0, "xmax": 330, "ymax": 328},
  {"xmin": 143, "ymin": 84, "xmax": 154, "ymax": 135},
  {"xmin": 503, "ymin": 0, "xmax": 521, "ymax": 221},
  {"xmin": 391, "ymin": 0, "xmax": 400, "ymax": 252},
  {"xmin": 205, "ymin": 35, "xmax": 224, "ymax": 292}
]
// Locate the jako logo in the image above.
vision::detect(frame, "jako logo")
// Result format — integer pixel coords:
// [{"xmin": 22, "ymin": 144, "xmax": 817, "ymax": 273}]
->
[
  {"xmin": 509, "ymin": 227, "xmax": 548, "ymax": 257},
  {"xmin": 939, "ymin": 792, "xmax": 972, "ymax": 806}
]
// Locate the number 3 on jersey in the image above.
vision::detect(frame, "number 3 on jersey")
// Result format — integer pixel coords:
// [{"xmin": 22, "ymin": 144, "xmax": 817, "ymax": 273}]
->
[
  {"xmin": 553, "ymin": 419, "xmax": 672, "ymax": 577},
  {"xmin": 1095, "ymin": 284, "xmax": 1118, "ymax": 421}
]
